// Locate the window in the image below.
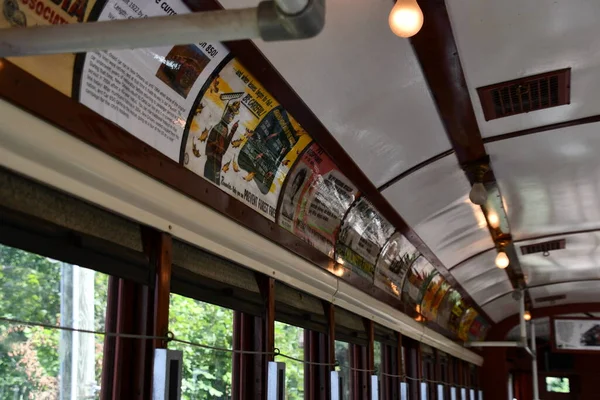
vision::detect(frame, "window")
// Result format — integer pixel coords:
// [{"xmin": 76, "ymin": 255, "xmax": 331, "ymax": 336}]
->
[
  {"xmin": 335, "ymin": 341, "xmax": 351, "ymax": 400},
  {"xmin": 0, "ymin": 244, "xmax": 108, "ymax": 399},
  {"xmin": 275, "ymin": 321, "xmax": 304, "ymax": 399},
  {"xmin": 546, "ymin": 377, "xmax": 570, "ymax": 393},
  {"xmin": 169, "ymin": 294, "xmax": 233, "ymax": 399}
]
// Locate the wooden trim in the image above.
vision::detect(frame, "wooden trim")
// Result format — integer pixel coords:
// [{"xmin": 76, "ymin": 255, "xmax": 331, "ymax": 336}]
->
[
  {"xmin": 152, "ymin": 232, "xmax": 172, "ymax": 349},
  {"xmin": 377, "ymin": 149, "xmax": 454, "ymax": 192},
  {"xmin": 100, "ymin": 276, "xmax": 119, "ymax": 400},
  {"xmin": 409, "ymin": 1, "xmax": 486, "ymax": 163},
  {"xmin": 409, "ymin": 0, "xmax": 525, "ymax": 297},
  {"xmin": 484, "ymin": 114, "xmax": 600, "ymax": 144},
  {"xmin": 256, "ymin": 274, "xmax": 276, "ymax": 362}
]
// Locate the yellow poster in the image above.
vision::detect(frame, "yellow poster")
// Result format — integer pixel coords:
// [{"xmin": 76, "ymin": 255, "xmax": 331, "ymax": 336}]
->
[{"xmin": 182, "ymin": 58, "xmax": 312, "ymax": 221}]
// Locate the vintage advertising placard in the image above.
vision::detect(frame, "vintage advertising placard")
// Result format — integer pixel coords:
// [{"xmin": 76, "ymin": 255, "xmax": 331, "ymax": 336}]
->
[
  {"xmin": 447, "ymin": 295, "xmax": 467, "ymax": 336},
  {"xmin": 458, "ymin": 307, "xmax": 478, "ymax": 341},
  {"xmin": 181, "ymin": 58, "xmax": 312, "ymax": 221},
  {"xmin": 553, "ymin": 318, "xmax": 600, "ymax": 352},
  {"xmin": 374, "ymin": 232, "xmax": 419, "ymax": 298},
  {"xmin": 401, "ymin": 255, "xmax": 436, "ymax": 309},
  {"xmin": 77, "ymin": 0, "xmax": 229, "ymax": 160},
  {"xmin": 277, "ymin": 143, "xmax": 357, "ymax": 257},
  {"xmin": 336, "ymin": 198, "xmax": 395, "ymax": 280},
  {"xmin": 0, "ymin": 0, "xmax": 99, "ymax": 95},
  {"xmin": 421, "ymin": 277, "xmax": 451, "ymax": 321},
  {"xmin": 435, "ymin": 288, "xmax": 460, "ymax": 330},
  {"xmin": 467, "ymin": 314, "xmax": 490, "ymax": 341}
]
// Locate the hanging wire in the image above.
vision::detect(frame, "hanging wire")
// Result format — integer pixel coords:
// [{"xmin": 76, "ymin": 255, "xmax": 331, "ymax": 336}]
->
[
  {"xmin": 0, "ymin": 315, "xmax": 478, "ymax": 389},
  {"xmin": 0, "ymin": 316, "xmax": 339, "ymax": 366}
]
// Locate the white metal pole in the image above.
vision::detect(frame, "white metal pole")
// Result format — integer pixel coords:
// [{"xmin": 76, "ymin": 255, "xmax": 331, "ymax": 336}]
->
[
  {"xmin": 531, "ymin": 322, "xmax": 540, "ymax": 400},
  {"xmin": 0, "ymin": 8, "xmax": 259, "ymax": 57}
]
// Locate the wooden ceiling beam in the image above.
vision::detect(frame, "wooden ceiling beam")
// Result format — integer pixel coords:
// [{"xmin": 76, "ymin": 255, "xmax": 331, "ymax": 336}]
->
[{"xmin": 410, "ymin": 0, "xmax": 526, "ymax": 297}]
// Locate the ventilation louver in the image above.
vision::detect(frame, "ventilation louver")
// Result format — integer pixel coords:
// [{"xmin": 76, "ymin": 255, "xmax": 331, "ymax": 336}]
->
[
  {"xmin": 520, "ymin": 239, "xmax": 566, "ymax": 256},
  {"xmin": 477, "ymin": 69, "xmax": 571, "ymax": 121}
]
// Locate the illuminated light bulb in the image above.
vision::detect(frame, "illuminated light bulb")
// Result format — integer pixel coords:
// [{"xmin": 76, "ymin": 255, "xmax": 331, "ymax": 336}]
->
[
  {"xmin": 333, "ymin": 263, "xmax": 345, "ymax": 277},
  {"xmin": 495, "ymin": 251, "xmax": 509, "ymax": 269},
  {"xmin": 523, "ymin": 311, "xmax": 532, "ymax": 321},
  {"xmin": 388, "ymin": 0, "xmax": 424, "ymax": 38},
  {"xmin": 469, "ymin": 182, "xmax": 488, "ymax": 206},
  {"xmin": 487, "ymin": 212, "xmax": 500, "ymax": 229}
]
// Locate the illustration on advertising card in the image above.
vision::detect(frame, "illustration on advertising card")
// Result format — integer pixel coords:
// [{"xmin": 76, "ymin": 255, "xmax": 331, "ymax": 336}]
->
[
  {"xmin": 401, "ymin": 256, "xmax": 435, "ymax": 309},
  {"xmin": 468, "ymin": 315, "xmax": 490, "ymax": 341},
  {"xmin": 553, "ymin": 318, "xmax": 600, "ymax": 352},
  {"xmin": 436, "ymin": 289, "xmax": 461, "ymax": 330},
  {"xmin": 374, "ymin": 233, "xmax": 420, "ymax": 298},
  {"xmin": 458, "ymin": 307, "xmax": 478, "ymax": 341},
  {"xmin": 336, "ymin": 198, "xmax": 395, "ymax": 280},
  {"xmin": 278, "ymin": 143, "xmax": 358, "ymax": 257},
  {"xmin": 182, "ymin": 58, "xmax": 312, "ymax": 221},
  {"xmin": 421, "ymin": 277, "xmax": 451, "ymax": 321},
  {"xmin": 77, "ymin": 0, "xmax": 230, "ymax": 161},
  {"xmin": 1, "ymin": 0, "xmax": 99, "ymax": 95},
  {"xmin": 448, "ymin": 295, "xmax": 467, "ymax": 335}
]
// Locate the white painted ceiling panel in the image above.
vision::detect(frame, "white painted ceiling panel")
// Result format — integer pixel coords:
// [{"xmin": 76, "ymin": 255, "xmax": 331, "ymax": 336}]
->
[
  {"xmin": 219, "ymin": 0, "xmax": 451, "ymax": 187},
  {"xmin": 450, "ymin": 250, "xmax": 513, "ymax": 305},
  {"xmin": 446, "ymin": 0, "xmax": 600, "ymax": 137},
  {"xmin": 518, "ymin": 232, "xmax": 600, "ymax": 288},
  {"xmin": 486, "ymin": 123, "xmax": 600, "ymax": 240},
  {"xmin": 482, "ymin": 292, "xmax": 519, "ymax": 323},
  {"xmin": 382, "ymin": 154, "xmax": 494, "ymax": 268},
  {"xmin": 531, "ymin": 281, "xmax": 600, "ymax": 307}
]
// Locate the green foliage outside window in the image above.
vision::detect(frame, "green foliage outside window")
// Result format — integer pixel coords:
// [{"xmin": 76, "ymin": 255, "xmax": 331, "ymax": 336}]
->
[
  {"xmin": 0, "ymin": 244, "xmax": 107, "ymax": 399},
  {"xmin": 546, "ymin": 377, "xmax": 570, "ymax": 393}
]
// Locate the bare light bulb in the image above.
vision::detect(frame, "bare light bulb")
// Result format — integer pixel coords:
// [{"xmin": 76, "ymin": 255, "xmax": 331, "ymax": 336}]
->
[
  {"xmin": 523, "ymin": 311, "xmax": 532, "ymax": 321},
  {"xmin": 389, "ymin": 0, "xmax": 424, "ymax": 38},
  {"xmin": 495, "ymin": 251, "xmax": 509, "ymax": 269},
  {"xmin": 487, "ymin": 212, "xmax": 500, "ymax": 229},
  {"xmin": 469, "ymin": 182, "xmax": 488, "ymax": 205}
]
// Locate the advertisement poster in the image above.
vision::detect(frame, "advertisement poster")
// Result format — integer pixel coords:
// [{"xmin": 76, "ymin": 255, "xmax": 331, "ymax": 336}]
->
[
  {"xmin": 336, "ymin": 198, "xmax": 395, "ymax": 280},
  {"xmin": 421, "ymin": 277, "xmax": 451, "ymax": 321},
  {"xmin": 182, "ymin": 58, "xmax": 312, "ymax": 221},
  {"xmin": 278, "ymin": 143, "xmax": 357, "ymax": 256},
  {"xmin": 401, "ymin": 255, "xmax": 435, "ymax": 309},
  {"xmin": 77, "ymin": 0, "xmax": 229, "ymax": 161},
  {"xmin": 458, "ymin": 307, "xmax": 478, "ymax": 341},
  {"xmin": 468, "ymin": 315, "xmax": 490, "ymax": 341},
  {"xmin": 436, "ymin": 288, "xmax": 460, "ymax": 330},
  {"xmin": 553, "ymin": 318, "xmax": 600, "ymax": 351},
  {"xmin": 374, "ymin": 233, "xmax": 419, "ymax": 298},
  {"xmin": 448, "ymin": 296, "xmax": 467, "ymax": 335},
  {"xmin": 0, "ymin": 0, "xmax": 99, "ymax": 95}
]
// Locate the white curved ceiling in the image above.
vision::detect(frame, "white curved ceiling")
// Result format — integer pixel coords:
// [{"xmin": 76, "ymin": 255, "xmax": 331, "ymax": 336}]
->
[{"xmin": 217, "ymin": 0, "xmax": 600, "ymax": 324}]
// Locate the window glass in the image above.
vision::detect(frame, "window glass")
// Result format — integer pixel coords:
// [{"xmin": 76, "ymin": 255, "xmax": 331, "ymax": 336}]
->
[
  {"xmin": 169, "ymin": 294, "xmax": 233, "ymax": 400},
  {"xmin": 335, "ymin": 340, "xmax": 351, "ymax": 400},
  {"xmin": 275, "ymin": 321, "xmax": 304, "ymax": 399},
  {"xmin": 374, "ymin": 341, "xmax": 382, "ymax": 375},
  {"xmin": 0, "ymin": 244, "xmax": 108, "ymax": 399},
  {"xmin": 546, "ymin": 377, "xmax": 570, "ymax": 393}
]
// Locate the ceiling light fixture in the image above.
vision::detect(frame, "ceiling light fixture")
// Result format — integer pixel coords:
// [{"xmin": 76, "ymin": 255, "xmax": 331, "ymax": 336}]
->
[
  {"xmin": 487, "ymin": 211, "xmax": 500, "ymax": 229},
  {"xmin": 388, "ymin": 0, "xmax": 424, "ymax": 38},
  {"xmin": 495, "ymin": 251, "xmax": 509, "ymax": 269},
  {"xmin": 469, "ymin": 182, "xmax": 488, "ymax": 206}
]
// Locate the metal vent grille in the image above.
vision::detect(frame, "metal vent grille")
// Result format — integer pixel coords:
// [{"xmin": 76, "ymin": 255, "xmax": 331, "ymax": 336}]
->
[
  {"xmin": 520, "ymin": 239, "xmax": 566, "ymax": 255},
  {"xmin": 477, "ymin": 69, "xmax": 571, "ymax": 121},
  {"xmin": 535, "ymin": 294, "xmax": 566, "ymax": 303}
]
